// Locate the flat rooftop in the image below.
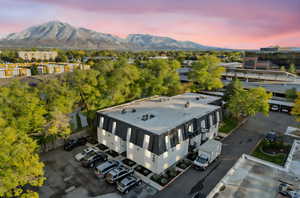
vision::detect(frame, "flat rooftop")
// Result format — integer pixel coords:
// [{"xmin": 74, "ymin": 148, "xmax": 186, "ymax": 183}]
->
[
  {"xmin": 208, "ymin": 140, "xmax": 300, "ymax": 198},
  {"xmin": 98, "ymin": 93, "xmax": 220, "ymax": 135}
]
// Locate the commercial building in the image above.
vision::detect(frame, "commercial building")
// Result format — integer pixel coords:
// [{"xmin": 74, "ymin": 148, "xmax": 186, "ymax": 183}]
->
[
  {"xmin": 18, "ymin": 51, "xmax": 58, "ymax": 61},
  {"xmin": 96, "ymin": 93, "xmax": 222, "ymax": 174},
  {"xmin": 208, "ymin": 140, "xmax": 300, "ymax": 198}
]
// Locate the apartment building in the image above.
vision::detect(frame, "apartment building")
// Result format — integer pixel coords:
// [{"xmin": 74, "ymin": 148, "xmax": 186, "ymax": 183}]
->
[
  {"xmin": 18, "ymin": 51, "xmax": 58, "ymax": 61},
  {"xmin": 0, "ymin": 67, "xmax": 31, "ymax": 78},
  {"xmin": 96, "ymin": 93, "xmax": 222, "ymax": 174}
]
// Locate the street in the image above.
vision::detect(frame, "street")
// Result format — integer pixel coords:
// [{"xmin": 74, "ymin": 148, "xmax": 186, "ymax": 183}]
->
[{"xmin": 152, "ymin": 112, "xmax": 298, "ymax": 198}]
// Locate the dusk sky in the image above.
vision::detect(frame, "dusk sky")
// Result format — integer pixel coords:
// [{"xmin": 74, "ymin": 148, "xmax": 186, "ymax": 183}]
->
[{"xmin": 1, "ymin": 0, "xmax": 299, "ymax": 49}]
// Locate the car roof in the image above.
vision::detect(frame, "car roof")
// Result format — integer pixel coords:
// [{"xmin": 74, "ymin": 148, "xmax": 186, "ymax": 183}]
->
[
  {"xmin": 96, "ymin": 160, "xmax": 116, "ymax": 170},
  {"xmin": 120, "ymin": 176, "xmax": 137, "ymax": 185}
]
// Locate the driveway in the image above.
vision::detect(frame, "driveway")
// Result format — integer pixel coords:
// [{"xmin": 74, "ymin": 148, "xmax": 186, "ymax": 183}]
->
[{"xmin": 152, "ymin": 112, "xmax": 298, "ymax": 198}]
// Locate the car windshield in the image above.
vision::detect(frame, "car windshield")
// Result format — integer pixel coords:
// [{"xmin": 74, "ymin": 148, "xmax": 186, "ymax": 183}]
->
[
  {"xmin": 118, "ymin": 181, "xmax": 127, "ymax": 188},
  {"xmin": 83, "ymin": 150, "xmax": 96, "ymax": 158},
  {"xmin": 196, "ymin": 156, "xmax": 208, "ymax": 163}
]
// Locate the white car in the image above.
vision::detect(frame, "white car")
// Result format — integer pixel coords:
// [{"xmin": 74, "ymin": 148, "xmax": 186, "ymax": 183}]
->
[{"xmin": 74, "ymin": 147, "xmax": 99, "ymax": 161}]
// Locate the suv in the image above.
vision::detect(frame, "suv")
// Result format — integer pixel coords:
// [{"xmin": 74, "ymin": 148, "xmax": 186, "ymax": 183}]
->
[
  {"xmin": 117, "ymin": 175, "xmax": 141, "ymax": 194},
  {"xmin": 64, "ymin": 137, "xmax": 87, "ymax": 151},
  {"xmin": 105, "ymin": 166, "xmax": 134, "ymax": 184},
  {"xmin": 94, "ymin": 160, "xmax": 121, "ymax": 178},
  {"xmin": 81, "ymin": 152, "xmax": 108, "ymax": 168},
  {"xmin": 74, "ymin": 147, "xmax": 98, "ymax": 161}
]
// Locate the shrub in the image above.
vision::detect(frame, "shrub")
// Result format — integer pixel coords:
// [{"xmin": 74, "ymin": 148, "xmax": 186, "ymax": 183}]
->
[{"xmin": 160, "ymin": 178, "xmax": 168, "ymax": 185}]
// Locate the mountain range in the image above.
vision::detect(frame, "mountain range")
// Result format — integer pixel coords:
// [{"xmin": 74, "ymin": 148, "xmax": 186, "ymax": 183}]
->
[{"xmin": 0, "ymin": 21, "xmax": 223, "ymax": 50}]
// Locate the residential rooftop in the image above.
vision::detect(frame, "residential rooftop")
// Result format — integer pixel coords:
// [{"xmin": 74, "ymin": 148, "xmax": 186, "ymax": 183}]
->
[
  {"xmin": 98, "ymin": 93, "xmax": 220, "ymax": 135},
  {"xmin": 208, "ymin": 140, "xmax": 300, "ymax": 198}
]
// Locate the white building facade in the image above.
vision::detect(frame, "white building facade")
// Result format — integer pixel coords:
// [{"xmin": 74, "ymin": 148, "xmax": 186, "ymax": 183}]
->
[{"xmin": 97, "ymin": 93, "xmax": 222, "ymax": 174}]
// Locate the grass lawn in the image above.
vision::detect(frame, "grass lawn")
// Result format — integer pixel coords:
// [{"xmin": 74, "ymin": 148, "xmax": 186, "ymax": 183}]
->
[
  {"xmin": 252, "ymin": 140, "xmax": 291, "ymax": 166},
  {"xmin": 219, "ymin": 117, "xmax": 239, "ymax": 134}
]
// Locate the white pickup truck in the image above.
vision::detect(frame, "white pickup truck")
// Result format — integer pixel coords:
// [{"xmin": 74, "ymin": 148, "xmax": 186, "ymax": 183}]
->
[{"xmin": 193, "ymin": 139, "xmax": 222, "ymax": 170}]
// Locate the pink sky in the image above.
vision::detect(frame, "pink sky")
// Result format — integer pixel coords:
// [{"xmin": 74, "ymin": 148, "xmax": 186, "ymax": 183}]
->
[{"xmin": 0, "ymin": 0, "xmax": 299, "ymax": 49}]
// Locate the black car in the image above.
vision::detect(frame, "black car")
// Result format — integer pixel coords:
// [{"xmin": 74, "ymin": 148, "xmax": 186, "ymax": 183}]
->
[
  {"xmin": 265, "ymin": 131, "xmax": 277, "ymax": 142},
  {"xmin": 117, "ymin": 175, "xmax": 142, "ymax": 194},
  {"xmin": 81, "ymin": 152, "xmax": 108, "ymax": 168},
  {"xmin": 64, "ymin": 137, "xmax": 87, "ymax": 151}
]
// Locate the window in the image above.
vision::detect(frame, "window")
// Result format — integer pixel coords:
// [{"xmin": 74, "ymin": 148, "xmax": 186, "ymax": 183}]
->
[
  {"xmin": 112, "ymin": 122, "xmax": 116, "ymax": 134},
  {"xmin": 100, "ymin": 117, "xmax": 104, "ymax": 128},
  {"xmin": 176, "ymin": 144, "xmax": 181, "ymax": 151},
  {"xmin": 102, "ymin": 139, "xmax": 107, "ymax": 145},
  {"xmin": 164, "ymin": 163, "xmax": 169, "ymax": 169},
  {"xmin": 127, "ymin": 128, "xmax": 131, "ymax": 141},
  {"xmin": 178, "ymin": 129, "xmax": 183, "ymax": 142},
  {"xmin": 188, "ymin": 124, "xmax": 193, "ymax": 133},
  {"xmin": 102, "ymin": 130, "xmax": 106, "ymax": 136},
  {"xmin": 163, "ymin": 152, "xmax": 168, "ymax": 159},
  {"xmin": 201, "ymin": 120, "xmax": 206, "ymax": 129},
  {"xmin": 129, "ymin": 143, "xmax": 134, "ymax": 149},
  {"xmin": 217, "ymin": 111, "xmax": 220, "ymax": 122},
  {"xmin": 145, "ymin": 162, "xmax": 151, "ymax": 169},
  {"xmin": 143, "ymin": 134, "xmax": 150, "ymax": 149},
  {"xmin": 114, "ymin": 136, "xmax": 118, "ymax": 142},
  {"xmin": 165, "ymin": 136, "xmax": 171, "ymax": 150},
  {"xmin": 145, "ymin": 150, "xmax": 151, "ymax": 158},
  {"xmin": 209, "ymin": 115, "xmax": 213, "ymax": 126}
]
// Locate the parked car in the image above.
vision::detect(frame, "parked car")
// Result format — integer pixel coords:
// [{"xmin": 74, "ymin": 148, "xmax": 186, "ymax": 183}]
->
[
  {"xmin": 117, "ymin": 175, "xmax": 141, "ymax": 194},
  {"xmin": 81, "ymin": 152, "xmax": 108, "ymax": 168},
  {"xmin": 279, "ymin": 183, "xmax": 300, "ymax": 198},
  {"xmin": 64, "ymin": 137, "xmax": 88, "ymax": 151},
  {"xmin": 265, "ymin": 131, "xmax": 277, "ymax": 142},
  {"xmin": 105, "ymin": 166, "xmax": 134, "ymax": 184},
  {"xmin": 74, "ymin": 147, "xmax": 98, "ymax": 161},
  {"xmin": 271, "ymin": 105, "xmax": 280, "ymax": 112},
  {"xmin": 94, "ymin": 160, "xmax": 121, "ymax": 178}
]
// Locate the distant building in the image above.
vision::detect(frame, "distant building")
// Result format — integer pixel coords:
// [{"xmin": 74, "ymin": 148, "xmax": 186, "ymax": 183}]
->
[
  {"xmin": 0, "ymin": 66, "xmax": 31, "ymax": 78},
  {"xmin": 18, "ymin": 51, "xmax": 58, "ymax": 61},
  {"xmin": 149, "ymin": 56, "xmax": 169, "ymax": 60},
  {"xmin": 97, "ymin": 93, "xmax": 222, "ymax": 174}
]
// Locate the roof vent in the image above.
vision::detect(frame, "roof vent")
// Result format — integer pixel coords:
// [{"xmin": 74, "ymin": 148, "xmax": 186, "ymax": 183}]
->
[
  {"xmin": 185, "ymin": 101, "xmax": 190, "ymax": 108},
  {"xmin": 121, "ymin": 109, "xmax": 127, "ymax": 114},
  {"xmin": 141, "ymin": 114, "xmax": 149, "ymax": 121},
  {"xmin": 150, "ymin": 114, "xmax": 155, "ymax": 119},
  {"xmin": 132, "ymin": 108, "xmax": 136, "ymax": 113},
  {"xmin": 196, "ymin": 97, "xmax": 200, "ymax": 100}
]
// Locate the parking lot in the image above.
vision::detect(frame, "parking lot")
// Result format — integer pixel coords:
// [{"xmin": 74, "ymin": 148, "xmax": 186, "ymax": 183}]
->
[{"xmin": 38, "ymin": 144, "xmax": 157, "ymax": 198}]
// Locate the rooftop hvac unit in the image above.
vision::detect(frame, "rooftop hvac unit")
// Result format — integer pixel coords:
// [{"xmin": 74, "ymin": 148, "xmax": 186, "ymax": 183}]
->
[
  {"xmin": 121, "ymin": 109, "xmax": 127, "ymax": 114},
  {"xmin": 185, "ymin": 101, "xmax": 190, "ymax": 108}
]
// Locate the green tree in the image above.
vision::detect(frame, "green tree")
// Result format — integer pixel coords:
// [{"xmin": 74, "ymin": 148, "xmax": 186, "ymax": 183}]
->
[
  {"xmin": 223, "ymin": 78, "xmax": 243, "ymax": 102},
  {"xmin": 140, "ymin": 59, "xmax": 182, "ymax": 97},
  {"xmin": 188, "ymin": 55, "xmax": 225, "ymax": 91},
  {"xmin": 288, "ymin": 63, "xmax": 296, "ymax": 74},
  {"xmin": 291, "ymin": 92, "xmax": 300, "ymax": 122},
  {"xmin": 285, "ymin": 88, "xmax": 297, "ymax": 101},
  {"xmin": 280, "ymin": 66, "xmax": 286, "ymax": 72},
  {"xmin": 228, "ymin": 87, "xmax": 272, "ymax": 120},
  {"xmin": 0, "ymin": 117, "xmax": 44, "ymax": 198}
]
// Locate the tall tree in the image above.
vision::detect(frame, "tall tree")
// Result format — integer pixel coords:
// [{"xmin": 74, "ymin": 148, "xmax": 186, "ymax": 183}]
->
[
  {"xmin": 223, "ymin": 78, "xmax": 243, "ymax": 102},
  {"xmin": 228, "ymin": 87, "xmax": 272, "ymax": 120},
  {"xmin": 0, "ymin": 117, "xmax": 44, "ymax": 198},
  {"xmin": 288, "ymin": 63, "xmax": 296, "ymax": 74},
  {"xmin": 188, "ymin": 55, "xmax": 225, "ymax": 91}
]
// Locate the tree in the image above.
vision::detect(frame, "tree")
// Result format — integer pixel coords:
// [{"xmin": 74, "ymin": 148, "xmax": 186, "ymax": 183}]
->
[
  {"xmin": 0, "ymin": 117, "xmax": 44, "ymax": 198},
  {"xmin": 139, "ymin": 59, "xmax": 182, "ymax": 96},
  {"xmin": 188, "ymin": 55, "xmax": 225, "ymax": 91},
  {"xmin": 291, "ymin": 92, "xmax": 300, "ymax": 122},
  {"xmin": 223, "ymin": 78, "xmax": 243, "ymax": 102},
  {"xmin": 288, "ymin": 63, "xmax": 296, "ymax": 74},
  {"xmin": 280, "ymin": 66, "xmax": 286, "ymax": 72},
  {"xmin": 285, "ymin": 88, "xmax": 297, "ymax": 101},
  {"xmin": 228, "ymin": 87, "xmax": 272, "ymax": 120}
]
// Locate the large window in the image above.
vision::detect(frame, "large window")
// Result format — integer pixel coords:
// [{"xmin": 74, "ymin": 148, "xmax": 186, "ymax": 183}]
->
[{"xmin": 143, "ymin": 134, "xmax": 150, "ymax": 149}]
